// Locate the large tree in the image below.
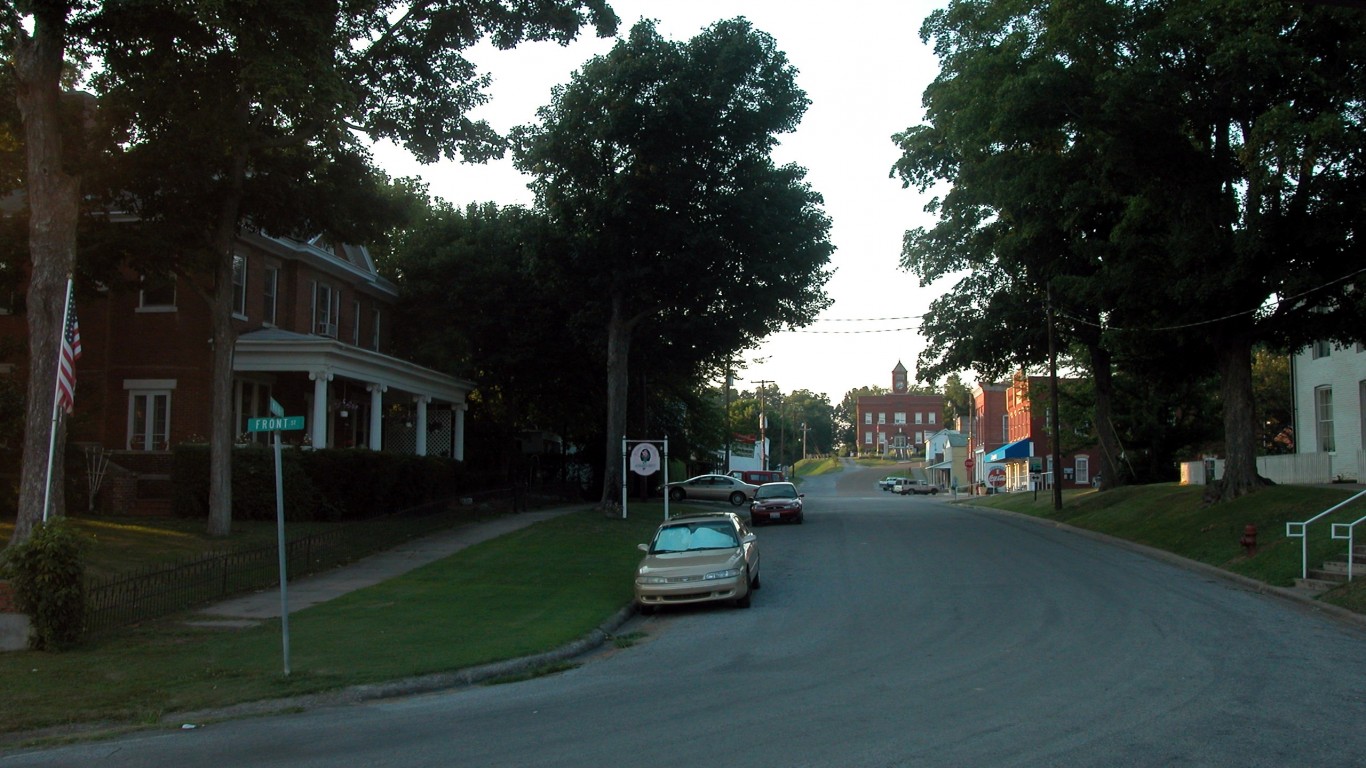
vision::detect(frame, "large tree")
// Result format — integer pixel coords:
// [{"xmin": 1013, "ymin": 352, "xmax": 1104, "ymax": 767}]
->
[
  {"xmin": 895, "ymin": 0, "xmax": 1366, "ymax": 500},
  {"xmin": 513, "ymin": 19, "xmax": 834, "ymax": 507},
  {"xmin": 2, "ymin": 1, "xmax": 617, "ymax": 538}
]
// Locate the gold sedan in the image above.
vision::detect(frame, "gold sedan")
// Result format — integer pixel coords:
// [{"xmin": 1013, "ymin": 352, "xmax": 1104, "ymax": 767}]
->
[{"xmin": 634, "ymin": 512, "xmax": 761, "ymax": 612}]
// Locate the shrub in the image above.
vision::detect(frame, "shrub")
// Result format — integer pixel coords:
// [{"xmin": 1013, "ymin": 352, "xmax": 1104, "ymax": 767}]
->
[{"xmin": 1, "ymin": 518, "xmax": 85, "ymax": 650}]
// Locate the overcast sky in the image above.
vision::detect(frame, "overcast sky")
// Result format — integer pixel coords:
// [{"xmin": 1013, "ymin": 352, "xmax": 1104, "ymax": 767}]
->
[{"xmin": 374, "ymin": 1, "xmax": 953, "ymax": 403}]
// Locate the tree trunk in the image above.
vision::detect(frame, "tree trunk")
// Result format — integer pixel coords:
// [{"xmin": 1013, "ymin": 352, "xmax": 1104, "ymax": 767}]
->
[
  {"xmin": 1087, "ymin": 343, "xmax": 1124, "ymax": 490},
  {"xmin": 205, "ymin": 129, "xmax": 250, "ymax": 537},
  {"xmin": 600, "ymin": 293, "xmax": 632, "ymax": 511},
  {"xmin": 1209, "ymin": 329, "xmax": 1262, "ymax": 503},
  {"xmin": 10, "ymin": 8, "xmax": 80, "ymax": 548}
]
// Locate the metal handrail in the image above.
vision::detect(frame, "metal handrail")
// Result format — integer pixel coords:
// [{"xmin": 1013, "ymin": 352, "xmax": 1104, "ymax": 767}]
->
[
  {"xmin": 1331, "ymin": 512, "xmax": 1366, "ymax": 582},
  {"xmin": 1287, "ymin": 489, "xmax": 1366, "ymax": 580}
]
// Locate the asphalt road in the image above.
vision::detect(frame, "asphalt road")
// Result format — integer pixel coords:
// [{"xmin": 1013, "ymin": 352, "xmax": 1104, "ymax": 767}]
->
[{"xmin": 6, "ymin": 462, "xmax": 1366, "ymax": 767}]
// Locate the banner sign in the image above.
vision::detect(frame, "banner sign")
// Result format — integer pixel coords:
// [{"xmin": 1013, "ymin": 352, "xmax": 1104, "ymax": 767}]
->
[{"xmin": 630, "ymin": 442, "xmax": 661, "ymax": 476}]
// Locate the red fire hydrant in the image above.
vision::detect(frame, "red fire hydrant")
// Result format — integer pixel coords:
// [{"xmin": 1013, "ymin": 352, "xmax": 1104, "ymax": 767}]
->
[{"xmin": 1240, "ymin": 524, "xmax": 1258, "ymax": 556}]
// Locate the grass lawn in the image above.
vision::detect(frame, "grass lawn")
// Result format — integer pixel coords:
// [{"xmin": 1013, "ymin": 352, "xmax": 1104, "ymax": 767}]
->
[
  {"xmin": 962, "ymin": 483, "xmax": 1366, "ymax": 605},
  {"xmin": 0, "ymin": 505, "xmax": 662, "ymax": 741}
]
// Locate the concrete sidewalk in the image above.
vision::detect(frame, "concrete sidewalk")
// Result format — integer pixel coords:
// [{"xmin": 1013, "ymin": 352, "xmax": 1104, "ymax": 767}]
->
[{"xmin": 187, "ymin": 505, "xmax": 588, "ymax": 629}]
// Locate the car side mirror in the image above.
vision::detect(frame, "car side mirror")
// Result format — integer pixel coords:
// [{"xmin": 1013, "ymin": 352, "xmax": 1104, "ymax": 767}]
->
[
  {"xmin": 798, "ymin": 493, "xmax": 805, "ymax": 498},
  {"xmin": 637, "ymin": 543, "xmax": 649, "ymax": 552},
  {"xmin": 741, "ymin": 533, "xmax": 757, "ymax": 544}
]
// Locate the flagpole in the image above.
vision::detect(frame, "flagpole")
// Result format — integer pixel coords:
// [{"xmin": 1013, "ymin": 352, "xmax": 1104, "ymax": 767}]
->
[{"xmin": 41, "ymin": 277, "xmax": 75, "ymax": 523}]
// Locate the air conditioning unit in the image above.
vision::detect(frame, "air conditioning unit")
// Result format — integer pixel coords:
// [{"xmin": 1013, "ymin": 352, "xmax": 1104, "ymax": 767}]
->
[{"xmin": 316, "ymin": 321, "xmax": 337, "ymax": 337}]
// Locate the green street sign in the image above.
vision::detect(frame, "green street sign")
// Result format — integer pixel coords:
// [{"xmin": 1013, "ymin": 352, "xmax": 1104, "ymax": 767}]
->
[{"xmin": 247, "ymin": 416, "xmax": 305, "ymax": 432}]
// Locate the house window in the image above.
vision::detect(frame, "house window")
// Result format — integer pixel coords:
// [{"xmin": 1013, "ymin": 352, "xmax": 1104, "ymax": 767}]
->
[
  {"xmin": 231, "ymin": 255, "xmax": 247, "ymax": 318},
  {"xmin": 1075, "ymin": 455, "xmax": 1090, "ymax": 485},
  {"xmin": 915, "ymin": 412, "xmax": 923, "ymax": 424},
  {"xmin": 929, "ymin": 412, "xmax": 936, "ymax": 424},
  {"xmin": 263, "ymin": 266, "xmax": 278, "ymax": 325},
  {"xmin": 915, "ymin": 431, "xmax": 923, "ymax": 444},
  {"xmin": 125, "ymin": 380, "xmax": 174, "ymax": 451},
  {"xmin": 863, "ymin": 412, "xmax": 871, "ymax": 425},
  {"xmin": 878, "ymin": 412, "xmax": 886, "ymax": 425},
  {"xmin": 371, "ymin": 308, "xmax": 381, "ymax": 351},
  {"xmin": 352, "ymin": 300, "xmax": 361, "ymax": 345},
  {"xmin": 1359, "ymin": 380, "xmax": 1365, "ymax": 450},
  {"xmin": 877, "ymin": 432, "xmax": 886, "ymax": 445},
  {"xmin": 894, "ymin": 412, "xmax": 906, "ymax": 424},
  {"xmin": 1315, "ymin": 385, "xmax": 1334, "ymax": 452},
  {"xmin": 863, "ymin": 430, "xmax": 872, "ymax": 445},
  {"xmin": 1002, "ymin": 415, "xmax": 1009, "ymax": 442},
  {"xmin": 312, "ymin": 282, "xmax": 339, "ymax": 337},
  {"xmin": 138, "ymin": 273, "xmax": 176, "ymax": 310},
  {"xmin": 1311, "ymin": 340, "xmax": 1332, "ymax": 359}
]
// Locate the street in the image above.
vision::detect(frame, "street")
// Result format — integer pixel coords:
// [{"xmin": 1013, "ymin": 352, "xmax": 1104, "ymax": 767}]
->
[{"xmin": 6, "ymin": 464, "xmax": 1366, "ymax": 767}]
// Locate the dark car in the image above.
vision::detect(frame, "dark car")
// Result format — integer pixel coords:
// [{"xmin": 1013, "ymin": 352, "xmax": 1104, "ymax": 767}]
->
[
  {"xmin": 730, "ymin": 469, "xmax": 786, "ymax": 485},
  {"xmin": 749, "ymin": 481, "xmax": 804, "ymax": 525}
]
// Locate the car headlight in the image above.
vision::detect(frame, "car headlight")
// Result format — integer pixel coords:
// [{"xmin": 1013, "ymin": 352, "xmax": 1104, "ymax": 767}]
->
[
  {"xmin": 637, "ymin": 576, "xmax": 668, "ymax": 585},
  {"xmin": 704, "ymin": 568, "xmax": 741, "ymax": 580}
]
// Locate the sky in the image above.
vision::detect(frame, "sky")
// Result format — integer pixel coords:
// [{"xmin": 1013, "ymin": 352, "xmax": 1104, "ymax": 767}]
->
[{"xmin": 373, "ymin": 1, "xmax": 953, "ymax": 403}]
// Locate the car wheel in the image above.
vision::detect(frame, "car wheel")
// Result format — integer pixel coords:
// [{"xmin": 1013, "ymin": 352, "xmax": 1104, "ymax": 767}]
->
[
  {"xmin": 735, "ymin": 574, "xmax": 752, "ymax": 608},
  {"xmin": 729, "ymin": 491, "xmax": 746, "ymax": 506},
  {"xmin": 636, "ymin": 602, "xmax": 655, "ymax": 616},
  {"xmin": 930, "ymin": 488, "xmax": 939, "ymax": 494},
  {"xmin": 750, "ymin": 516, "xmax": 763, "ymax": 527},
  {"xmin": 796, "ymin": 514, "xmax": 804, "ymax": 525},
  {"xmin": 751, "ymin": 568, "xmax": 761, "ymax": 590},
  {"xmin": 669, "ymin": 487, "xmax": 685, "ymax": 501}
]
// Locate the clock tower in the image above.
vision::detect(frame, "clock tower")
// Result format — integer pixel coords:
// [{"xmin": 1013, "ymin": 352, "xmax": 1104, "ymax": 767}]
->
[{"xmin": 892, "ymin": 361, "xmax": 908, "ymax": 394}]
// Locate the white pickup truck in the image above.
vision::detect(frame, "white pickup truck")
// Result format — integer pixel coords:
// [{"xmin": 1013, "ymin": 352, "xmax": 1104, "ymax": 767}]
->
[{"xmin": 893, "ymin": 479, "xmax": 939, "ymax": 495}]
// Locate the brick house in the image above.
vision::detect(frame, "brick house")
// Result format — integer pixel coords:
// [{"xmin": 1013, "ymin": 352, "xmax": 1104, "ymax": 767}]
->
[
  {"xmin": 1, "ymin": 230, "xmax": 473, "ymax": 512},
  {"xmin": 855, "ymin": 362, "xmax": 943, "ymax": 458},
  {"xmin": 980, "ymin": 370, "xmax": 1097, "ymax": 492}
]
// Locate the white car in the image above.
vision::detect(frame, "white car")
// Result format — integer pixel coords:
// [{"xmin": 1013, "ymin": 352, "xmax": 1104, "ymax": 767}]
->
[{"xmin": 894, "ymin": 479, "xmax": 939, "ymax": 495}]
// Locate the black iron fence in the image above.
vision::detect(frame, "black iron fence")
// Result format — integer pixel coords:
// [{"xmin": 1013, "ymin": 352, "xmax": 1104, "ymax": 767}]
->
[{"xmin": 82, "ymin": 492, "xmax": 512, "ymax": 636}]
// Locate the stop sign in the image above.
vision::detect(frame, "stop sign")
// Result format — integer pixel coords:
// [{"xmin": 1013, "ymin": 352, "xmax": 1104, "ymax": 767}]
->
[
  {"xmin": 987, "ymin": 466, "xmax": 1006, "ymax": 488},
  {"xmin": 964, "ymin": 458, "xmax": 975, "ymax": 469}
]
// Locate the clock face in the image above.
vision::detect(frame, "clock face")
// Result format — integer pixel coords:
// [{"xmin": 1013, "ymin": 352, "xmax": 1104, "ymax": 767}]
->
[{"xmin": 895, "ymin": 378, "xmax": 906, "ymax": 392}]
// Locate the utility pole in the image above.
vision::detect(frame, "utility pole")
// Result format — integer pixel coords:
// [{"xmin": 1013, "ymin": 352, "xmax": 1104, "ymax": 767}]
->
[
  {"xmin": 1047, "ymin": 284, "xmax": 1063, "ymax": 511},
  {"xmin": 754, "ymin": 379, "xmax": 772, "ymax": 470}
]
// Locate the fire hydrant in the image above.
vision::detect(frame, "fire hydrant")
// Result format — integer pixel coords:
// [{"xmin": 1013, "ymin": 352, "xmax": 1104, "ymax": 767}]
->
[{"xmin": 1239, "ymin": 524, "xmax": 1258, "ymax": 556}]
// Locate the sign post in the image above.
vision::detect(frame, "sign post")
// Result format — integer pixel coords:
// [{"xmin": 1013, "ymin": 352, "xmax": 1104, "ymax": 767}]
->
[
  {"xmin": 247, "ymin": 401, "xmax": 305, "ymax": 676},
  {"xmin": 623, "ymin": 438, "xmax": 669, "ymax": 520}
]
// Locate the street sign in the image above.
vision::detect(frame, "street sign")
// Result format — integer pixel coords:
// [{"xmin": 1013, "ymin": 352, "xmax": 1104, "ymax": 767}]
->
[
  {"xmin": 964, "ymin": 458, "xmax": 975, "ymax": 469},
  {"xmin": 269, "ymin": 398, "xmax": 284, "ymax": 417},
  {"xmin": 247, "ymin": 416, "xmax": 305, "ymax": 432}
]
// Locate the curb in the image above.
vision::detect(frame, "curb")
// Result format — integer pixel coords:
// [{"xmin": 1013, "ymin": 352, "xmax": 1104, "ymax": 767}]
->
[
  {"xmin": 167, "ymin": 605, "xmax": 639, "ymax": 727},
  {"xmin": 959, "ymin": 501, "xmax": 1366, "ymax": 631}
]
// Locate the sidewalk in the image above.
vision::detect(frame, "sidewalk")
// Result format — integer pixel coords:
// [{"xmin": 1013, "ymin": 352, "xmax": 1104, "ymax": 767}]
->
[{"xmin": 187, "ymin": 505, "xmax": 588, "ymax": 629}]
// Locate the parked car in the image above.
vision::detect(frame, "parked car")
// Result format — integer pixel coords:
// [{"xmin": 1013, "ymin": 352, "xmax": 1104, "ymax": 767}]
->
[
  {"xmin": 634, "ymin": 512, "xmax": 760, "ymax": 612},
  {"xmin": 749, "ymin": 481, "xmax": 804, "ymax": 526},
  {"xmin": 729, "ymin": 469, "xmax": 786, "ymax": 485},
  {"xmin": 666, "ymin": 474, "xmax": 760, "ymax": 505},
  {"xmin": 879, "ymin": 476, "xmax": 911, "ymax": 491},
  {"xmin": 894, "ymin": 479, "xmax": 939, "ymax": 495}
]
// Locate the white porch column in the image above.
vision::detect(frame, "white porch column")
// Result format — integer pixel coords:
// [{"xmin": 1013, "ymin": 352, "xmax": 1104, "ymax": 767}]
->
[
  {"xmin": 414, "ymin": 396, "xmax": 430, "ymax": 456},
  {"xmin": 453, "ymin": 403, "xmax": 467, "ymax": 461},
  {"xmin": 367, "ymin": 383, "xmax": 386, "ymax": 451},
  {"xmin": 310, "ymin": 369, "xmax": 332, "ymax": 448}
]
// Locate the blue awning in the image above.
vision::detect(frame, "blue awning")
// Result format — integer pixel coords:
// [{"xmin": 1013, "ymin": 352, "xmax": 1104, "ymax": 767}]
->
[{"xmin": 986, "ymin": 438, "xmax": 1032, "ymax": 463}]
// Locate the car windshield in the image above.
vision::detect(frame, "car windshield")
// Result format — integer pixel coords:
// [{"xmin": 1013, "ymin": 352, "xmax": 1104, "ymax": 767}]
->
[
  {"xmin": 754, "ymin": 483, "xmax": 797, "ymax": 500},
  {"xmin": 651, "ymin": 522, "xmax": 739, "ymax": 553}
]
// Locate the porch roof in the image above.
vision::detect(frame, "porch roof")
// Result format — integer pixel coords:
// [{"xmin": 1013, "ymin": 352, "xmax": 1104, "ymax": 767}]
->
[{"xmin": 234, "ymin": 329, "xmax": 474, "ymax": 404}]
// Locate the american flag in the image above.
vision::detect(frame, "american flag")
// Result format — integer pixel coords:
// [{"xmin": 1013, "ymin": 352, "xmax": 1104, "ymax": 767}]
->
[{"xmin": 56, "ymin": 283, "xmax": 81, "ymax": 414}]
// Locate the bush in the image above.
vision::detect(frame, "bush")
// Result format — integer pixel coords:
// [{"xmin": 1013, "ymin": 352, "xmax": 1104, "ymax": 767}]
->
[
  {"xmin": 1, "ymin": 519, "xmax": 85, "ymax": 650},
  {"xmin": 173, "ymin": 444, "xmax": 320, "ymax": 520}
]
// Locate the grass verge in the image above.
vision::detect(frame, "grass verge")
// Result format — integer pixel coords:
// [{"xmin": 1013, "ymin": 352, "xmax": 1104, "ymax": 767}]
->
[
  {"xmin": 961, "ymin": 483, "xmax": 1366, "ymax": 607},
  {"xmin": 0, "ymin": 506, "xmax": 661, "ymax": 739}
]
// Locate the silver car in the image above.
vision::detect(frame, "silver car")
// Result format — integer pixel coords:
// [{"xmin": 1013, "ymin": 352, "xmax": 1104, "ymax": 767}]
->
[{"xmin": 665, "ymin": 473, "xmax": 759, "ymax": 506}]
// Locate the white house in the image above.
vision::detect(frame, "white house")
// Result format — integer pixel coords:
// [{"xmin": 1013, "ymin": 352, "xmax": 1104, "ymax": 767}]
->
[{"xmin": 1282, "ymin": 340, "xmax": 1366, "ymax": 482}]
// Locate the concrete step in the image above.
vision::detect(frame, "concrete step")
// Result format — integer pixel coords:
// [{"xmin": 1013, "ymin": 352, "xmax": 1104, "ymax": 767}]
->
[
  {"xmin": 1294, "ymin": 577, "xmax": 1340, "ymax": 593},
  {"xmin": 1307, "ymin": 568, "xmax": 1349, "ymax": 583}
]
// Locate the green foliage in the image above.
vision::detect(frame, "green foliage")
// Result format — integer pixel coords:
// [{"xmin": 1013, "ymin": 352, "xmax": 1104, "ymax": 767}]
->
[
  {"xmin": 172, "ymin": 444, "xmax": 477, "ymax": 522},
  {"xmin": 2, "ymin": 518, "xmax": 85, "ymax": 651}
]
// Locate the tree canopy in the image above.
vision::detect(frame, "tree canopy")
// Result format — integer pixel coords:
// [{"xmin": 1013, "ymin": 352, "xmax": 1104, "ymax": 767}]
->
[
  {"xmin": 512, "ymin": 18, "xmax": 834, "ymax": 503},
  {"xmin": 894, "ymin": 0, "xmax": 1366, "ymax": 499}
]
